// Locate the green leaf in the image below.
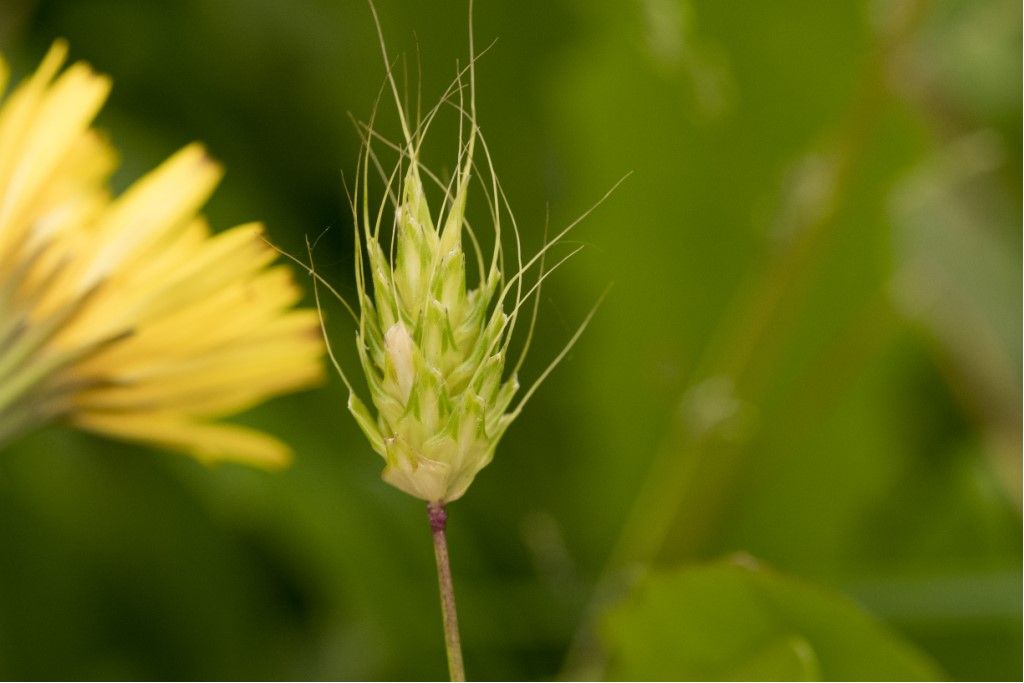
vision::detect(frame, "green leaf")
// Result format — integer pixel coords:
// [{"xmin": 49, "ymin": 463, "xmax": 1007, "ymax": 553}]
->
[
  {"xmin": 724, "ymin": 635, "xmax": 820, "ymax": 681},
  {"xmin": 601, "ymin": 558, "xmax": 943, "ymax": 681}
]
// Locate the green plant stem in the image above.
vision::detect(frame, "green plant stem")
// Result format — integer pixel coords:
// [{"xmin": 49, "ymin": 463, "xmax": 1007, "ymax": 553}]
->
[
  {"xmin": 558, "ymin": 4, "xmax": 933, "ymax": 678},
  {"xmin": 428, "ymin": 501, "xmax": 465, "ymax": 682}
]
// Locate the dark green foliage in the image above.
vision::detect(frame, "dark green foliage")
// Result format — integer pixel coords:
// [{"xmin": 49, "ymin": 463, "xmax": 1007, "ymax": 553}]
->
[{"xmin": 1, "ymin": 0, "xmax": 1019, "ymax": 679}]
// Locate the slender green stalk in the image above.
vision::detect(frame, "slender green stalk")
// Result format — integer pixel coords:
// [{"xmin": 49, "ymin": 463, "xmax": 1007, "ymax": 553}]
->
[
  {"xmin": 428, "ymin": 502, "xmax": 465, "ymax": 681},
  {"xmin": 558, "ymin": 4, "xmax": 933, "ymax": 677}
]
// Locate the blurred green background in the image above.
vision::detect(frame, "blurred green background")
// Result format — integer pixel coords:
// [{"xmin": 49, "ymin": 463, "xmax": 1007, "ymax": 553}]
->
[{"xmin": 0, "ymin": 0, "xmax": 1020, "ymax": 679}]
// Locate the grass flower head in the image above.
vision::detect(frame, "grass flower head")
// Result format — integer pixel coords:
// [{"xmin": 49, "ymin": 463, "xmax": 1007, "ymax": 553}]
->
[{"xmin": 310, "ymin": 12, "xmax": 613, "ymax": 504}]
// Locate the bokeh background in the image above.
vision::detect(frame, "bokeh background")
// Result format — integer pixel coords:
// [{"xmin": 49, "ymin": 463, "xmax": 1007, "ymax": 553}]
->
[{"xmin": 0, "ymin": 0, "xmax": 1020, "ymax": 679}]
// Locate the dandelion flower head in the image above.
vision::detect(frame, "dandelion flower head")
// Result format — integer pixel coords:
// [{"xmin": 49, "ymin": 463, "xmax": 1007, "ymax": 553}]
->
[{"xmin": 0, "ymin": 42, "xmax": 324, "ymax": 467}]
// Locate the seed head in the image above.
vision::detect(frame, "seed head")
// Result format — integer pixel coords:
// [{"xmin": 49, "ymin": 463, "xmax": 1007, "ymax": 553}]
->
[
  {"xmin": 350, "ymin": 144, "xmax": 524, "ymax": 501},
  {"xmin": 306, "ymin": 8, "xmax": 614, "ymax": 503}
]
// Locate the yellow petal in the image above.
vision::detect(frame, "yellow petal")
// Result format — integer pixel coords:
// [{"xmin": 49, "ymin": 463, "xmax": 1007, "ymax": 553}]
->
[
  {"xmin": 71, "ymin": 410, "xmax": 294, "ymax": 469},
  {"xmin": 0, "ymin": 41, "xmax": 69, "ymax": 190},
  {"xmin": 0, "ymin": 56, "xmax": 110, "ymax": 257}
]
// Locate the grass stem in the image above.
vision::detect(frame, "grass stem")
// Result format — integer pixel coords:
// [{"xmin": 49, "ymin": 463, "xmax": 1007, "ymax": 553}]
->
[{"xmin": 428, "ymin": 502, "xmax": 466, "ymax": 681}]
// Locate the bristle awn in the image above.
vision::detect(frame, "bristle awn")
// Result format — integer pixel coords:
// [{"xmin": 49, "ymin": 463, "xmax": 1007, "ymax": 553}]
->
[
  {"xmin": 260, "ymin": 236, "xmax": 360, "ymax": 324},
  {"xmin": 494, "ymin": 171, "xmax": 632, "ymax": 312},
  {"xmin": 306, "ymin": 235, "xmax": 358, "ymax": 397},
  {"xmin": 507, "ymin": 284, "xmax": 613, "ymax": 422},
  {"xmin": 510, "ymin": 210, "xmax": 551, "ymax": 376}
]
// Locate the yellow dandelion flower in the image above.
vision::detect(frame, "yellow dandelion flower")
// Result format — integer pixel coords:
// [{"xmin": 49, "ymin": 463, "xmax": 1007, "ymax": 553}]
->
[{"xmin": 0, "ymin": 41, "xmax": 325, "ymax": 468}]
